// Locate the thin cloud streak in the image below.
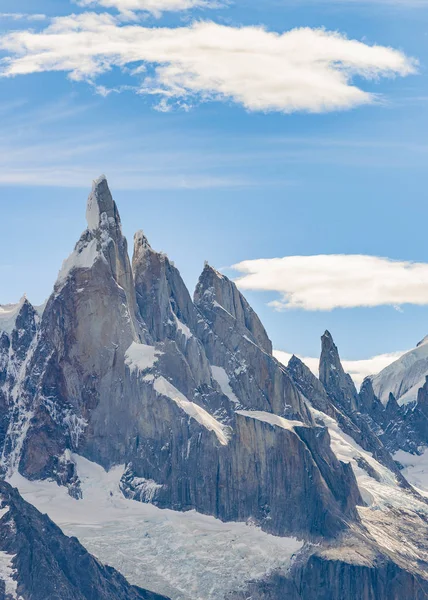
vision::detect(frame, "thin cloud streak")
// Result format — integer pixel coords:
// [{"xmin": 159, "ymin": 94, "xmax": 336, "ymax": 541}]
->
[
  {"xmin": 0, "ymin": 13, "xmax": 47, "ymax": 21},
  {"xmin": 0, "ymin": 98, "xmax": 265, "ymax": 190},
  {"xmin": 77, "ymin": 0, "xmax": 222, "ymax": 18}
]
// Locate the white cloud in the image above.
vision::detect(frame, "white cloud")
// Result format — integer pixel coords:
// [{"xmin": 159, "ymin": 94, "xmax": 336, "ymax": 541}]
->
[
  {"xmin": 233, "ymin": 255, "xmax": 428, "ymax": 311},
  {"xmin": 0, "ymin": 13, "xmax": 417, "ymax": 113},
  {"xmin": 274, "ymin": 348, "xmax": 406, "ymax": 388},
  {"xmin": 76, "ymin": 0, "xmax": 220, "ymax": 19}
]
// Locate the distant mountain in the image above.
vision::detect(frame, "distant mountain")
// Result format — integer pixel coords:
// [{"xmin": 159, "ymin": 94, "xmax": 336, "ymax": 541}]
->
[
  {"xmin": 1, "ymin": 176, "xmax": 428, "ymax": 599},
  {"xmin": 372, "ymin": 335, "xmax": 428, "ymax": 405}
]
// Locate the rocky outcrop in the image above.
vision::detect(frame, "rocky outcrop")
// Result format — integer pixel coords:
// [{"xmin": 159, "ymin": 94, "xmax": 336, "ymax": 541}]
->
[
  {"xmin": 229, "ymin": 545, "xmax": 428, "ymax": 600},
  {"xmin": 0, "ymin": 480, "xmax": 168, "ymax": 600}
]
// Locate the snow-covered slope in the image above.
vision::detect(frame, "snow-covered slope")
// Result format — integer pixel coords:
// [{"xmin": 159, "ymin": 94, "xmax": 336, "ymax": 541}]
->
[
  {"xmin": 10, "ymin": 455, "xmax": 303, "ymax": 600},
  {"xmin": 0, "ymin": 299, "xmax": 45, "ymax": 335},
  {"xmin": 371, "ymin": 336, "xmax": 428, "ymax": 405}
]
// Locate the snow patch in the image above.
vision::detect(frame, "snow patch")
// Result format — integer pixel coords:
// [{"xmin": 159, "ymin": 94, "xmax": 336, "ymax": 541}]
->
[
  {"xmin": 211, "ymin": 366, "xmax": 239, "ymax": 404},
  {"xmin": 394, "ymin": 448, "xmax": 428, "ymax": 493},
  {"xmin": 10, "ymin": 455, "xmax": 303, "ymax": 600},
  {"xmin": 0, "ymin": 550, "xmax": 20, "ymax": 599},
  {"xmin": 125, "ymin": 342, "xmax": 161, "ymax": 374},
  {"xmin": 213, "ymin": 300, "xmax": 235, "ymax": 319},
  {"xmin": 308, "ymin": 406, "xmax": 408, "ymax": 511},
  {"xmin": 57, "ymin": 238, "xmax": 99, "ymax": 285},
  {"xmin": 236, "ymin": 410, "xmax": 303, "ymax": 431},
  {"xmin": 154, "ymin": 376, "xmax": 230, "ymax": 446},
  {"xmin": 174, "ymin": 315, "xmax": 192, "ymax": 340}
]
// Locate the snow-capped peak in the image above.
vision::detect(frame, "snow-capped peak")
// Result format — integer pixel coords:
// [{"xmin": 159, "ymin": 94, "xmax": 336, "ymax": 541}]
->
[
  {"xmin": 416, "ymin": 334, "xmax": 428, "ymax": 348},
  {"xmin": 372, "ymin": 337, "xmax": 428, "ymax": 405}
]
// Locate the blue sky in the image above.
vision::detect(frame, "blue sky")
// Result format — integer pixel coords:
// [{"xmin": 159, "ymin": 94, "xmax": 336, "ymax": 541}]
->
[{"xmin": 1, "ymin": 0, "xmax": 428, "ymax": 378}]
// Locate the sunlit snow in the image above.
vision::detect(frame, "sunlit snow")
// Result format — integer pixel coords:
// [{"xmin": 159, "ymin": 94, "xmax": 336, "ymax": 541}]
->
[
  {"xmin": 154, "ymin": 376, "xmax": 230, "ymax": 445},
  {"xmin": 10, "ymin": 455, "xmax": 303, "ymax": 600}
]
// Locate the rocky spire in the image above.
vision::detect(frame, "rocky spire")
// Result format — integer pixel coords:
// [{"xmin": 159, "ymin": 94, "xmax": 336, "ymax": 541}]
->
[
  {"xmin": 11, "ymin": 297, "xmax": 38, "ymax": 363},
  {"xmin": 86, "ymin": 175, "xmax": 121, "ymax": 233},
  {"xmin": 319, "ymin": 331, "xmax": 359, "ymax": 412},
  {"xmin": 358, "ymin": 377, "xmax": 386, "ymax": 426},
  {"xmin": 194, "ymin": 263, "xmax": 272, "ymax": 355},
  {"xmin": 385, "ymin": 391, "xmax": 400, "ymax": 418},
  {"xmin": 416, "ymin": 377, "xmax": 428, "ymax": 417},
  {"xmin": 287, "ymin": 354, "xmax": 333, "ymax": 415},
  {"xmin": 132, "ymin": 230, "xmax": 198, "ymax": 342}
]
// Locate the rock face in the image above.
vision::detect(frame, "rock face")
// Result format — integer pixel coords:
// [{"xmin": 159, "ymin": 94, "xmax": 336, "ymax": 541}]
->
[
  {"xmin": 288, "ymin": 352, "xmax": 404, "ymax": 481},
  {"xmin": 195, "ymin": 264, "xmax": 312, "ymax": 423},
  {"xmin": 230, "ymin": 548, "xmax": 428, "ymax": 600},
  {"xmin": 0, "ymin": 480, "xmax": 168, "ymax": 600},
  {"xmin": 1, "ymin": 177, "xmax": 428, "ymax": 600}
]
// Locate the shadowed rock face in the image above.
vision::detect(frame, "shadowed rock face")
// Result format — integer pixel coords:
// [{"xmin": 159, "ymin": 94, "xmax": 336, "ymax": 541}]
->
[
  {"xmin": 287, "ymin": 353, "xmax": 406, "ymax": 481},
  {"xmin": 0, "ymin": 480, "xmax": 169, "ymax": 600},
  {"xmin": 229, "ymin": 550, "xmax": 428, "ymax": 600},
  {"xmin": 319, "ymin": 329, "xmax": 428, "ymax": 456}
]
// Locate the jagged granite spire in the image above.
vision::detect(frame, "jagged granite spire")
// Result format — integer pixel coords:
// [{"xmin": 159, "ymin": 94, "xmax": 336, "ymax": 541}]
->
[
  {"xmin": 319, "ymin": 331, "xmax": 359, "ymax": 412},
  {"xmin": 11, "ymin": 297, "xmax": 38, "ymax": 362},
  {"xmin": 86, "ymin": 175, "xmax": 121, "ymax": 232},
  {"xmin": 358, "ymin": 377, "xmax": 386, "ymax": 426},
  {"xmin": 133, "ymin": 230, "xmax": 198, "ymax": 341},
  {"xmin": 195, "ymin": 264, "xmax": 312, "ymax": 423},
  {"xmin": 195, "ymin": 263, "xmax": 273, "ymax": 355},
  {"xmin": 287, "ymin": 354, "xmax": 333, "ymax": 415}
]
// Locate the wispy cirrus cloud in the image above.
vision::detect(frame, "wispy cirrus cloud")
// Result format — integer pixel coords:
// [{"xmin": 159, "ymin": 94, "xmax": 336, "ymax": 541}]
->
[
  {"xmin": 76, "ymin": 0, "xmax": 222, "ymax": 18},
  {"xmin": 233, "ymin": 255, "xmax": 428, "ymax": 311},
  {"xmin": 0, "ymin": 13, "xmax": 417, "ymax": 114},
  {"xmin": 274, "ymin": 349, "xmax": 406, "ymax": 388},
  {"xmin": 0, "ymin": 97, "xmax": 261, "ymax": 190}
]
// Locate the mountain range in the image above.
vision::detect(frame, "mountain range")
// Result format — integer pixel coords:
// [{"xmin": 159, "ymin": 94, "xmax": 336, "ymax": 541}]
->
[{"xmin": 1, "ymin": 176, "xmax": 428, "ymax": 599}]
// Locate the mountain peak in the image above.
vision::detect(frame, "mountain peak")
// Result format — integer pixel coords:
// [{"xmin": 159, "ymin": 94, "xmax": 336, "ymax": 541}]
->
[
  {"xmin": 321, "ymin": 330, "xmax": 334, "ymax": 344},
  {"xmin": 195, "ymin": 263, "xmax": 273, "ymax": 355},
  {"xmin": 134, "ymin": 230, "xmax": 152, "ymax": 251},
  {"xmin": 320, "ymin": 330, "xmax": 359, "ymax": 411},
  {"xmin": 86, "ymin": 175, "xmax": 120, "ymax": 231}
]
